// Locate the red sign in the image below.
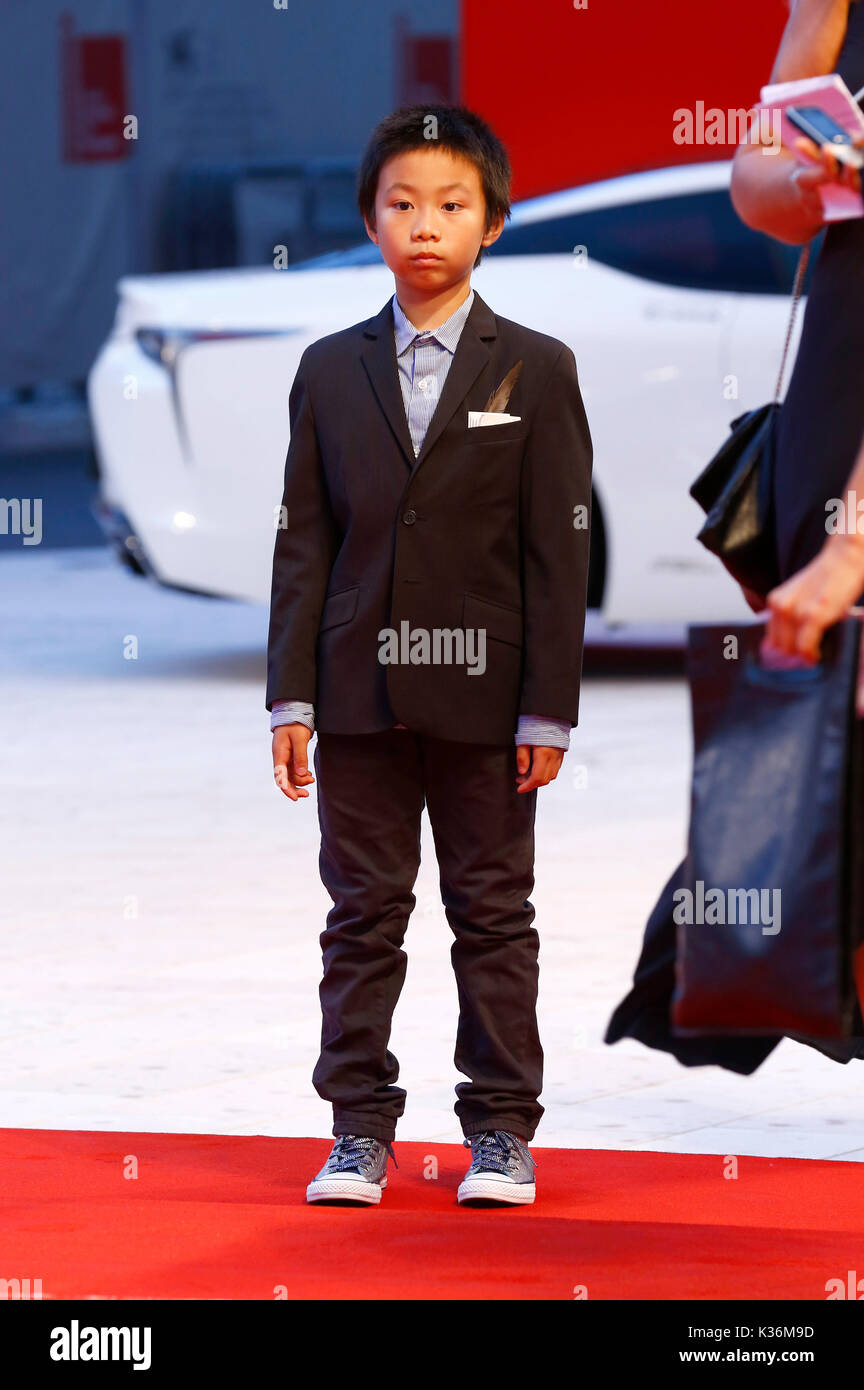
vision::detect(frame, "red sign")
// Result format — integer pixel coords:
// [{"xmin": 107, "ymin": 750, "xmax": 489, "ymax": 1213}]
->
[
  {"xmin": 462, "ymin": 0, "xmax": 790, "ymax": 200},
  {"xmin": 60, "ymin": 12, "xmax": 129, "ymax": 163}
]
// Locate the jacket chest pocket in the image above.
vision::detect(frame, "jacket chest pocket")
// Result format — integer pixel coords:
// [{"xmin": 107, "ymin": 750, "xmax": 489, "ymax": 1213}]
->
[
  {"xmin": 456, "ymin": 430, "xmax": 525, "ymax": 510},
  {"xmin": 464, "ymin": 425, "xmax": 527, "ymax": 448}
]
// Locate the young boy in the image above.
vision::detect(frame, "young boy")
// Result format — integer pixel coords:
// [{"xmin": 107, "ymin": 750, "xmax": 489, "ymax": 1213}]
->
[{"xmin": 266, "ymin": 104, "xmax": 593, "ymax": 1207}]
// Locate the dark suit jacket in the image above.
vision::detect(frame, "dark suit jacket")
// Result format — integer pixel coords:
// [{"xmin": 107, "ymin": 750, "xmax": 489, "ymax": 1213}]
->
[{"xmin": 265, "ymin": 288, "xmax": 593, "ymax": 745}]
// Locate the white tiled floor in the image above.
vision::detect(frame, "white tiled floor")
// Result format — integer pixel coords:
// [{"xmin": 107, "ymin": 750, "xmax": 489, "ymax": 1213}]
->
[{"xmin": 4, "ymin": 547, "xmax": 864, "ymax": 1158}]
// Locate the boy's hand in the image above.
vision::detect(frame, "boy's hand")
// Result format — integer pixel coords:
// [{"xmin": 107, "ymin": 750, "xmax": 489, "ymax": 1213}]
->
[
  {"xmin": 515, "ymin": 744, "xmax": 564, "ymax": 793},
  {"xmin": 272, "ymin": 723, "xmax": 315, "ymax": 800}
]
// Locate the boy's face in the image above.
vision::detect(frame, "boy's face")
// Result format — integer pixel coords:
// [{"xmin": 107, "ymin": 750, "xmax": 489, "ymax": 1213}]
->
[{"xmin": 365, "ymin": 146, "xmax": 505, "ymax": 291}]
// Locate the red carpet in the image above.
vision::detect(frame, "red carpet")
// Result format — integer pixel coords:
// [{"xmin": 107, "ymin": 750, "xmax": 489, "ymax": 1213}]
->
[{"xmin": 2, "ymin": 1127, "xmax": 863, "ymax": 1300}]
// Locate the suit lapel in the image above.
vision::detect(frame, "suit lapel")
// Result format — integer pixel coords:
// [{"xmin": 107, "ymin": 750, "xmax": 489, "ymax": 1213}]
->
[
  {"xmin": 360, "ymin": 290, "xmax": 498, "ymax": 476},
  {"xmin": 359, "ymin": 298, "xmax": 416, "ymax": 469}
]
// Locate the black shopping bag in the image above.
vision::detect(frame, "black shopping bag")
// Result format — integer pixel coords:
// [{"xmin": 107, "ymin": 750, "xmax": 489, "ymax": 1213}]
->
[{"xmin": 672, "ymin": 617, "xmax": 863, "ymax": 1039}]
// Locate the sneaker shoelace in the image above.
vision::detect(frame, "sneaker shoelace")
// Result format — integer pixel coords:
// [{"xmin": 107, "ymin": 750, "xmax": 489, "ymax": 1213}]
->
[
  {"xmin": 463, "ymin": 1129, "xmax": 535, "ymax": 1176},
  {"xmin": 325, "ymin": 1134, "xmax": 398, "ymax": 1173}
]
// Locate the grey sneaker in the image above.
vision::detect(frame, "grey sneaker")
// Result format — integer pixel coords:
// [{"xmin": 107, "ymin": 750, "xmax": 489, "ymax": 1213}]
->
[
  {"xmin": 306, "ymin": 1134, "xmax": 398, "ymax": 1205},
  {"xmin": 458, "ymin": 1129, "xmax": 537, "ymax": 1205}
]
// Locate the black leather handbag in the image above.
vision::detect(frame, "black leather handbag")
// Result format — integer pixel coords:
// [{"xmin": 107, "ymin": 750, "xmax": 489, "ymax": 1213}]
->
[
  {"xmin": 672, "ymin": 617, "xmax": 864, "ymax": 1039},
  {"xmin": 689, "ymin": 243, "xmax": 811, "ymax": 595}
]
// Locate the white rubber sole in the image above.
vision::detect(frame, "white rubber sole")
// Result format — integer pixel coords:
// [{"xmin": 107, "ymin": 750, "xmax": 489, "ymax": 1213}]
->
[
  {"xmin": 306, "ymin": 1175, "xmax": 387, "ymax": 1205},
  {"xmin": 457, "ymin": 1176, "xmax": 535, "ymax": 1205}
]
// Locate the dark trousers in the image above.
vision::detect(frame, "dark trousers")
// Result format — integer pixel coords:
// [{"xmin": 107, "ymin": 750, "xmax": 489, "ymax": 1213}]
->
[{"xmin": 311, "ymin": 727, "xmax": 543, "ymax": 1143}]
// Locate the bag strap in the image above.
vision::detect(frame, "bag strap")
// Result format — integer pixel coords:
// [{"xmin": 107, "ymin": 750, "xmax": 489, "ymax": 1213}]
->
[{"xmin": 773, "ymin": 241, "xmax": 812, "ymax": 404}]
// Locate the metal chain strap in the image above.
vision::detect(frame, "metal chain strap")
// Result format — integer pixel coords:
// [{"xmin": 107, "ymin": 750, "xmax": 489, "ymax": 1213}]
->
[{"xmin": 773, "ymin": 241, "xmax": 812, "ymax": 404}]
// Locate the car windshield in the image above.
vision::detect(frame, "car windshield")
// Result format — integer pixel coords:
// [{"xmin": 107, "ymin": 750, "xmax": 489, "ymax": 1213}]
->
[
  {"xmin": 285, "ymin": 175, "xmax": 805, "ymax": 295},
  {"xmin": 287, "ymin": 242, "xmax": 384, "ymax": 270}
]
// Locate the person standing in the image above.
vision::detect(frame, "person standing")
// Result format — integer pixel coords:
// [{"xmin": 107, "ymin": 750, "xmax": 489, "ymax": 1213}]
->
[
  {"xmin": 733, "ymin": 0, "xmax": 864, "ymax": 652},
  {"xmin": 267, "ymin": 105, "xmax": 593, "ymax": 1203},
  {"xmin": 606, "ymin": 0, "xmax": 864, "ymax": 1070}
]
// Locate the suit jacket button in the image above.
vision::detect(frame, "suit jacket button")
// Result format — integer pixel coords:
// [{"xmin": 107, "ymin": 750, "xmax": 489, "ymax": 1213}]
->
[{"xmin": 402, "ymin": 509, "xmax": 417, "ymax": 524}]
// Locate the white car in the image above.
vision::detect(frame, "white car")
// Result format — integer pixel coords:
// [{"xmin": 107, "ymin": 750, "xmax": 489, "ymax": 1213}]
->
[{"xmin": 88, "ymin": 160, "xmax": 806, "ymax": 624}]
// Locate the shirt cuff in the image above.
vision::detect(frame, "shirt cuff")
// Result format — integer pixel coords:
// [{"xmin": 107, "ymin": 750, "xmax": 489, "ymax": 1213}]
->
[
  {"xmin": 515, "ymin": 715, "xmax": 570, "ymax": 750},
  {"xmin": 271, "ymin": 699, "xmax": 315, "ymax": 734},
  {"xmin": 270, "ymin": 707, "xmax": 567, "ymax": 745}
]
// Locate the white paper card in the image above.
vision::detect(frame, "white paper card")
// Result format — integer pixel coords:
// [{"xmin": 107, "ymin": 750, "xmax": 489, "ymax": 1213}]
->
[{"xmin": 467, "ymin": 411, "xmax": 522, "ymax": 428}]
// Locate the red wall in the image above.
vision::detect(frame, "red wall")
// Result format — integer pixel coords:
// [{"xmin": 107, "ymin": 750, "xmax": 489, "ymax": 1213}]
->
[{"xmin": 462, "ymin": 0, "xmax": 790, "ymax": 199}]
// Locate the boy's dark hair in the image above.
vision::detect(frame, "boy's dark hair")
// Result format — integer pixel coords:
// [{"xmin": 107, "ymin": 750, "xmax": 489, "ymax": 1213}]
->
[{"xmin": 356, "ymin": 104, "xmax": 512, "ymax": 268}]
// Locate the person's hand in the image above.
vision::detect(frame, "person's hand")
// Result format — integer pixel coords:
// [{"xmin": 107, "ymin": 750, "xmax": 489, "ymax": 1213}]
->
[
  {"xmin": 789, "ymin": 130, "xmax": 864, "ymax": 218},
  {"xmin": 515, "ymin": 744, "xmax": 564, "ymax": 792},
  {"xmin": 763, "ymin": 534, "xmax": 864, "ymax": 663},
  {"xmin": 272, "ymin": 723, "xmax": 315, "ymax": 800}
]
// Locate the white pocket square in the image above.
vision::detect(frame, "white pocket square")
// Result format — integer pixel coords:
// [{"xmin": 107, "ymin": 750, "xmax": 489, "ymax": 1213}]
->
[{"xmin": 467, "ymin": 411, "xmax": 522, "ymax": 428}]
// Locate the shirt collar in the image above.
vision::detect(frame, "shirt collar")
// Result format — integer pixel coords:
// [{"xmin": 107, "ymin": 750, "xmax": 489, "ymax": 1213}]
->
[{"xmin": 392, "ymin": 287, "xmax": 475, "ymax": 357}]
